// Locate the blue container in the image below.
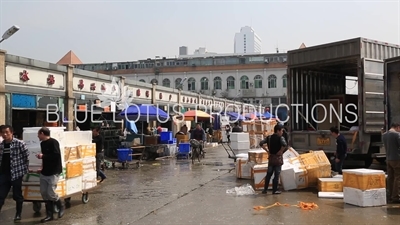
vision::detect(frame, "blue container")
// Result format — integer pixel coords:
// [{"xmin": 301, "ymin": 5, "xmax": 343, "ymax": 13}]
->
[
  {"xmin": 117, "ymin": 148, "xmax": 132, "ymax": 162},
  {"xmin": 172, "ymin": 138, "xmax": 177, "ymax": 143},
  {"xmin": 179, "ymin": 143, "xmax": 190, "ymax": 153},
  {"xmin": 160, "ymin": 131, "xmax": 173, "ymax": 142}
]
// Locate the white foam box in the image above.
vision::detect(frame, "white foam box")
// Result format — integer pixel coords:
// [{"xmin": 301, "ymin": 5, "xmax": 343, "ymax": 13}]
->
[
  {"xmin": 343, "ymin": 187, "xmax": 386, "ymax": 207},
  {"xmin": 23, "ymin": 127, "xmax": 66, "ymax": 147},
  {"xmin": 64, "ymin": 131, "xmax": 92, "ymax": 146},
  {"xmin": 82, "ymin": 170, "xmax": 97, "ymax": 190},
  {"xmin": 66, "ymin": 176, "xmax": 83, "ymax": 196},
  {"xmin": 235, "ymin": 158, "xmax": 252, "ymax": 179},
  {"xmin": 283, "ymin": 147, "xmax": 300, "ymax": 159},
  {"xmin": 279, "ymin": 159, "xmax": 308, "ymax": 191},
  {"xmin": 251, "ymin": 163, "xmax": 274, "ymax": 190},
  {"xmin": 230, "ymin": 133, "xmax": 249, "ymax": 142},
  {"xmin": 318, "ymin": 192, "xmax": 344, "ymax": 199},
  {"xmin": 235, "ymin": 153, "xmax": 248, "ymax": 159},
  {"xmin": 230, "ymin": 141, "xmax": 250, "ymax": 150},
  {"xmin": 83, "ymin": 157, "xmax": 96, "ymax": 173},
  {"xmin": 22, "ymin": 180, "xmax": 66, "ymax": 200}
]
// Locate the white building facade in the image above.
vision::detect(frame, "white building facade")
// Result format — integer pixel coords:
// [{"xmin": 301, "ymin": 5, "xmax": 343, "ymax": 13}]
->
[
  {"xmin": 234, "ymin": 26, "xmax": 262, "ymax": 54},
  {"xmin": 75, "ymin": 53, "xmax": 287, "ymax": 106}
]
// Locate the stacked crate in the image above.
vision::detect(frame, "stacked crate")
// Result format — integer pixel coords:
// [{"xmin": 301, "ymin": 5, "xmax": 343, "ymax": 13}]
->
[
  {"xmin": 342, "ymin": 169, "xmax": 386, "ymax": 207},
  {"xmin": 230, "ymin": 133, "xmax": 250, "ymax": 154}
]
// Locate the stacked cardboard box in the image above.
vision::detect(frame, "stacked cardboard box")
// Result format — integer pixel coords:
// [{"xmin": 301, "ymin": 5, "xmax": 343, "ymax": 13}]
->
[
  {"xmin": 230, "ymin": 133, "xmax": 250, "ymax": 154},
  {"xmin": 280, "ymin": 150, "xmax": 331, "ymax": 191},
  {"xmin": 22, "ymin": 127, "xmax": 67, "ymax": 199},
  {"xmin": 342, "ymin": 169, "xmax": 386, "ymax": 207}
]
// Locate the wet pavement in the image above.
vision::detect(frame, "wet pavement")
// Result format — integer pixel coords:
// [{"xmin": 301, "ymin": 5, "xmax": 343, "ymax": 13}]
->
[{"xmin": 0, "ymin": 146, "xmax": 399, "ymax": 225}]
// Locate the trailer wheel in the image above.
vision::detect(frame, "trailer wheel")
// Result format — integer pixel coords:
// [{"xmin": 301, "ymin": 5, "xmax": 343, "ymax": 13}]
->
[
  {"xmin": 82, "ymin": 192, "xmax": 89, "ymax": 204},
  {"xmin": 32, "ymin": 202, "xmax": 42, "ymax": 213}
]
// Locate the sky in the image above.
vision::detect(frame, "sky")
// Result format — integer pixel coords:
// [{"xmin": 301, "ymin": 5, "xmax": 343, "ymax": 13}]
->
[{"xmin": 0, "ymin": 0, "xmax": 399, "ymax": 64}]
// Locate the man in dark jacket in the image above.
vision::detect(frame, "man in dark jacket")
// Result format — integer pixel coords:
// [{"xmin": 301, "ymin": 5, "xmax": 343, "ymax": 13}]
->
[
  {"xmin": 330, "ymin": 127, "xmax": 347, "ymax": 175},
  {"xmin": 382, "ymin": 122, "xmax": 400, "ymax": 203},
  {"xmin": 259, "ymin": 124, "xmax": 287, "ymax": 194},
  {"xmin": 190, "ymin": 123, "xmax": 206, "ymax": 153}
]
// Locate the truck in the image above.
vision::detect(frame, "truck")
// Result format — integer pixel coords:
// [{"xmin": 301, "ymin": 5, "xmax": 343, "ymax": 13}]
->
[
  {"xmin": 385, "ymin": 56, "xmax": 400, "ymax": 136},
  {"xmin": 286, "ymin": 37, "xmax": 400, "ymax": 167}
]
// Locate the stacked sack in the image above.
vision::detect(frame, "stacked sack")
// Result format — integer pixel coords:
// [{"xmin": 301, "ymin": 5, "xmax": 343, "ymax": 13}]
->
[
  {"xmin": 342, "ymin": 169, "xmax": 386, "ymax": 207},
  {"xmin": 64, "ymin": 131, "xmax": 97, "ymax": 195},
  {"xmin": 280, "ymin": 150, "xmax": 331, "ymax": 191},
  {"xmin": 22, "ymin": 127, "xmax": 67, "ymax": 200}
]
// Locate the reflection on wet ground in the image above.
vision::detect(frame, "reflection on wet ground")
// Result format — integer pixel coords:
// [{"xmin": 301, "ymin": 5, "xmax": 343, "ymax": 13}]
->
[{"xmin": 0, "ymin": 146, "xmax": 398, "ymax": 225}]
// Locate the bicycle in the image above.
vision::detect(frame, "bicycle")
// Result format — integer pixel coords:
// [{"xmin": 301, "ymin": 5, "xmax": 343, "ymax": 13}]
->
[{"xmin": 189, "ymin": 139, "xmax": 205, "ymax": 163}]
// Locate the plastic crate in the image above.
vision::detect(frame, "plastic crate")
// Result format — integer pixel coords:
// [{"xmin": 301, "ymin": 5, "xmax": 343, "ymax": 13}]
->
[
  {"xmin": 179, "ymin": 143, "xmax": 190, "ymax": 154},
  {"xmin": 117, "ymin": 148, "xmax": 132, "ymax": 162},
  {"xmin": 160, "ymin": 132, "xmax": 173, "ymax": 142}
]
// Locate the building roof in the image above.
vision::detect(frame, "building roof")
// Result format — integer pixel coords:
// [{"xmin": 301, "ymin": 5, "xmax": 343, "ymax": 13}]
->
[
  {"xmin": 299, "ymin": 43, "xmax": 306, "ymax": 49},
  {"xmin": 56, "ymin": 50, "xmax": 83, "ymax": 65}
]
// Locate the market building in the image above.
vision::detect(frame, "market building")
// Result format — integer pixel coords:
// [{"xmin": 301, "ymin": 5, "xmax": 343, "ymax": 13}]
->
[{"xmin": 0, "ymin": 50, "xmax": 254, "ymax": 138}]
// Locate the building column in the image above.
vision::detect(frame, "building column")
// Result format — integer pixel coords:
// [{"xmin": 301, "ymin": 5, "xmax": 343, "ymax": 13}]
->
[
  {"xmin": 151, "ymin": 83, "xmax": 156, "ymax": 104},
  {"xmin": 65, "ymin": 65, "xmax": 75, "ymax": 131},
  {"xmin": 0, "ymin": 50, "xmax": 6, "ymax": 125}
]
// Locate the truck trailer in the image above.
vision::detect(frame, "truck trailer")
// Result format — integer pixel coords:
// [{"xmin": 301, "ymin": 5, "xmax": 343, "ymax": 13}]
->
[{"xmin": 286, "ymin": 37, "xmax": 400, "ymax": 167}]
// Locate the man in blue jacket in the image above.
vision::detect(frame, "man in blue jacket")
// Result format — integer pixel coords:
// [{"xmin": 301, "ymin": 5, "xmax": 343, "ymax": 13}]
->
[{"xmin": 330, "ymin": 127, "xmax": 347, "ymax": 174}]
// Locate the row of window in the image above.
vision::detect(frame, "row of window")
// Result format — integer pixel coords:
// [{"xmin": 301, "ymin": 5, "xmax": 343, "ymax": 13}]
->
[{"xmin": 139, "ymin": 75, "xmax": 287, "ymax": 91}]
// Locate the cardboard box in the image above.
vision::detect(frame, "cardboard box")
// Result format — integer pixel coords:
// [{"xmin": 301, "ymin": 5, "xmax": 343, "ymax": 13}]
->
[
  {"xmin": 83, "ymin": 157, "xmax": 96, "ymax": 172},
  {"xmin": 248, "ymin": 149, "xmax": 269, "ymax": 164},
  {"xmin": 66, "ymin": 176, "xmax": 83, "ymax": 196},
  {"xmin": 343, "ymin": 169, "xmax": 386, "ymax": 191},
  {"xmin": 22, "ymin": 179, "xmax": 66, "ymax": 200},
  {"xmin": 230, "ymin": 133, "xmax": 249, "ymax": 142},
  {"xmin": 66, "ymin": 159, "xmax": 83, "ymax": 179},
  {"xmin": 79, "ymin": 144, "xmax": 96, "ymax": 158},
  {"xmin": 235, "ymin": 158, "xmax": 252, "ymax": 179},
  {"xmin": 318, "ymin": 177, "xmax": 343, "ymax": 192},
  {"xmin": 230, "ymin": 141, "xmax": 250, "ymax": 150},
  {"xmin": 343, "ymin": 187, "xmax": 386, "ymax": 207},
  {"xmin": 251, "ymin": 164, "xmax": 275, "ymax": 190},
  {"xmin": 82, "ymin": 170, "xmax": 97, "ymax": 190},
  {"xmin": 64, "ymin": 146, "xmax": 81, "ymax": 161}
]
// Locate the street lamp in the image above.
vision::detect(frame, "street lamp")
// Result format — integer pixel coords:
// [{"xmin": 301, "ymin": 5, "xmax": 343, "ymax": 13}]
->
[{"xmin": 0, "ymin": 25, "xmax": 20, "ymax": 43}]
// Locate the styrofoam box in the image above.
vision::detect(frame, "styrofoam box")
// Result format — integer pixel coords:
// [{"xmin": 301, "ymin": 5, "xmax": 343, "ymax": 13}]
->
[
  {"xmin": 230, "ymin": 133, "xmax": 249, "ymax": 142},
  {"xmin": 342, "ymin": 168, "xmax": 385, "ymax": 175},
  {"xmin": 343, "ymin": 187, "xmax": 386, "ymax": 207},
  {"xmin": 66, "ymin": 176, "xmax": 83, "ymax": 196},
  {"xmin": 236, "ymin": 158, "xmax": 251, "ymax": 179},
  {"xmin": 83, "ymin": 157, "xmax": 96, "ymax": 172},
  {"xmin": 23, "ymin": 127, "xmax": 66, "ymax": 147},
  {"xmin": 64, "ymin": 131, "xmax": 92, "ymax": 146},
  {"xmin": 230, "ymin": 141, "xmax": 249, "ymax": 150},
  {"xmin": 82, "ymin": 171, "xmax": 97, "ymax": 190},
  {"xmin": 252, "ymin": 164, "xmax": 274, "ymax": 190},
  {"xmin": 236, "ymin": 153, "xmax": 248, "ymax": 159},
  {"xmin": 283, "ymin": 147, "xmax": 300, "ymax": 159},
  {"xmin": 318, "ymin": 192, "xmax": 344, "ymax": 199},
  {"xmin": 279, "ymin": 159, "xmax": 307, "ymax": 191}
]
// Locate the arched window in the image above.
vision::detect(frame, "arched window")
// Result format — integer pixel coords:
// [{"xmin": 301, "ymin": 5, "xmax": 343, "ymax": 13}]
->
[
  {"xmin": 227, "ymin": 76, "xmax": 235, "ymax": 89},
  {"xmin": 240, "ymin": 76, "xmax": 249, "ymax": 89},
  {"xmin": 213, "ymin": 77, "xmax": 222, "ymax": 90},
  {"xmin": 282, "ymin": 74, "xmax": 287, "ymax": 88},
  {"xmin": 175, "ymin": 78, "xmax": 182, "ymax": 88},
  {"xmin": 254, "ymin": 75, "xmax": 263, "ymax": 88},
  {"xmin": 268, "ymin": 75, "xmax": 277, "ymax": 88},
  {"xmin": 162, "ymin": 78, "xmax": 170, "ymax": 88},
  {"xmin": 150, "ymin": 79, "xmax": 158, "ymax": 85},
  {"xmin": 139, "ymin": 79, "xmax": 146, "ymax": 83},
  {"xmin": 200, "ymin": 77, "xmax": 209, "ymax": 90},
  {"xmin": 188, "ymin": 77, "xmax": 196, "ymax": 91}
]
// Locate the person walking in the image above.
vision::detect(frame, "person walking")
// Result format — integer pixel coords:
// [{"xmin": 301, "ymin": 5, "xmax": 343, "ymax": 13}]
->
[
  {"xmin": 92, "ymin": 127, "xmax": 106, "ymax": 183},
  {"xmin": 382, "ymin": 122, "xmax": 400, "ymax": 204},
  {"xmin": 36, "ymin": 127, "xmax": 64, "ymax": 223},
  {"xmin": 330, "ymin": 127, "xmax": 347, "ymax": 175},
  {"xmin": 0, "ymin": 125, "xmax": 29, "ymax": 222},
  {"xmin": 259, "ymin": 124, "xmax": 287, "ymax": 194}
]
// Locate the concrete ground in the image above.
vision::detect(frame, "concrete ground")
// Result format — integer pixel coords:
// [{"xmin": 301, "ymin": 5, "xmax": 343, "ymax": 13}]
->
[{"xmin": 0, "ymin": 146, "xmax": 399, "ymax": 225}]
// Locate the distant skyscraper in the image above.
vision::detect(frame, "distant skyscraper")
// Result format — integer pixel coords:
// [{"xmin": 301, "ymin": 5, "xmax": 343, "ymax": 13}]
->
[
  {"xmin": 234, "ymin": 26, "xmax": 262, "ymax": 54},
  {"xmin": 179, "ymin": 46, "xmax": 188, "ymax": 56}
]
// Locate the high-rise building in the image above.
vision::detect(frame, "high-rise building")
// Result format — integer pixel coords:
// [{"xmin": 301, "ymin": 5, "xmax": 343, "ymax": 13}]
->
[
  {"xmin": 179, "ymin": 46, "xmax": 188, "ymax": 56},
  {"xmin": 234, "ymin": 26, "xmax": 262, "ymax": 54}
]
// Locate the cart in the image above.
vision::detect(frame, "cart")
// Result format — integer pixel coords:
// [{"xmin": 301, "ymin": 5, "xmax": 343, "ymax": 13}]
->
[
  {"xmin": 111, "ymin": 146, "xmax": 146, "ymax": 169},
  {"xmin": 219, "ymin": 140, "xmax": 237, "ymax": 162},
  {"xmin": 22, "ymin": 182, "xmax": 97, "ymax": 213}
]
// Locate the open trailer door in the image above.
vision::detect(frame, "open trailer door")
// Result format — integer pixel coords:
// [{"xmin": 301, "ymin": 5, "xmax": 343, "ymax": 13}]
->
[
  {"xmin": 362, "ymin": 58, "xmax": 385, "ymax": 133},
  {"xmin": 384, "ymin": 56, "xmax": 400, "ymax": 130}
]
